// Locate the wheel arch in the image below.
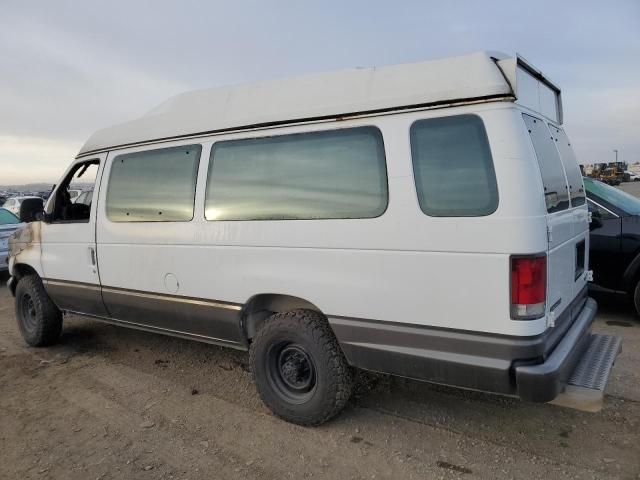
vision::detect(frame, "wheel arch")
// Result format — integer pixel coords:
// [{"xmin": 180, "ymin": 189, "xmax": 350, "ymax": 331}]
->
[
  {"xmin": 241, "ymin": 293, "xmax": 323, "ymax": 340},
  {"xmin": 9, "ymin": 263, "xmax": 40, "ymax": 296}
]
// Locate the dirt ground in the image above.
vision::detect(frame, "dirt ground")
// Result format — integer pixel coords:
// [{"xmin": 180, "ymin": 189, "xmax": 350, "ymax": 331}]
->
[{"xmin": 1, "ymin": 281, "xmax": 640, "ymax": 479}]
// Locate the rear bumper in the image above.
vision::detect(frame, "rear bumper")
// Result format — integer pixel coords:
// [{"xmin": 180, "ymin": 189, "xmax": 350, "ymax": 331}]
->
[
  {"xmin": 514, "ymin": 297, "xmax": 597, "ymax": 402},
  {"xmin": 330, "ymin": 287, "xmax": 618, "ymax": 404}
]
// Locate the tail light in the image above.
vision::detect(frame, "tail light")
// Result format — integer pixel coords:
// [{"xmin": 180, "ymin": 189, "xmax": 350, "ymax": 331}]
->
[{"xmin": 511, "ymin": 255, "xmax": 546, "ymax": 319}]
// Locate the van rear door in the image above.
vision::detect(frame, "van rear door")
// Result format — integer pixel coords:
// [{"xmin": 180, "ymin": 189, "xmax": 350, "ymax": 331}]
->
[
  {"xmin": 548, "ymin": 124, "xmax": 589, "ymax": 300},
  {"xmin": 523, "ymin": 114, "xmax": 588, "ymax": 326}
]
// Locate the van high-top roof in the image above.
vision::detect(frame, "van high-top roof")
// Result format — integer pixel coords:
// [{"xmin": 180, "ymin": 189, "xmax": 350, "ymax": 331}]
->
[{"xmin": 78, "ymin": 51, "xmax": 561, "ymax": 157}]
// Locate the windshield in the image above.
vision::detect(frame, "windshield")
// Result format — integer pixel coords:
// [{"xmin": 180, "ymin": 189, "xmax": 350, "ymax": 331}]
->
[
  {"xmin": 0, "ymin": 208, "xmax": 19, "ymax": 225},
  {"xmin": 584, "ymin": 177, "xmax": 640, "ymax": 215}
]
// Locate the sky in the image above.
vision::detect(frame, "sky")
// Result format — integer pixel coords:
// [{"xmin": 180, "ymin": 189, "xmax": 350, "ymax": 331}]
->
[{"xmin": 0, "ymin": 0, "xmax": 638, "ymax": 185}]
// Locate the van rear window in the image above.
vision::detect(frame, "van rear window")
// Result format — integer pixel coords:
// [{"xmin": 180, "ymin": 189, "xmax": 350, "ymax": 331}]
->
[
  {"xmin": 410, "ymin": 115, "xmax": 498, "ymax": 217},
  {"xmin": 548, "ymin": 125, "xmax": 586, "ymax": 207},
  {"xmin": 522, "ymin": 114, "xmax": 570, "ymax": 213}
]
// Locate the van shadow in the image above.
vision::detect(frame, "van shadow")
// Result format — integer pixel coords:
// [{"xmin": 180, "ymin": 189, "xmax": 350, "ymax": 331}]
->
[
  {"xmin": 57, "ymin": 323, "xmax": 116, "ymax": 355},
  {"xmin": 21, "ymin": 301, "xmax": 638, "ymax": 449},
  {"xmin": 59, "ymin": 314, "xmax": 249, "ymax": 374},
  {"xmin": 59, "ymin": 314, "xmax": 512, "ymax": 424}
]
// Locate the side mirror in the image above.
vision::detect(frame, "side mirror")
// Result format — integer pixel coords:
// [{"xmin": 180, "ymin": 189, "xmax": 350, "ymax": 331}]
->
[
  {"xmin": 19, "ymin": 198, "xmax": 44, "ymax": 223},
  {"xmin": 589, "ymin": 216, "xmax": 603, "ymax": 231}
]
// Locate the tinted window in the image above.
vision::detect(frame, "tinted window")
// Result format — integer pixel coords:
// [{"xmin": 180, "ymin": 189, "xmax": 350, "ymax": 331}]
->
[
  {"xmin": 584, "ymin": 177, "xmax": 640, "ymax": 215},
  {"xmin": 548, "ymin": 124, "xmax": 585, "ymax": 207},
  {"xmin": 522, "ymin": 114, "xmax": 569, "ymax": 213},
  {"xmin": 0, "ymin": 208, "xmax": 19, "ymax": 224},
  {"xmin": 587, "ymin": 199, "xmax": 617, "ymax": 220},
  {"xmin": 205, "ymin": 127, "xmax": 387, "ymax": 221},
  {"xmin": 410, "ymin": 115, "xmax": 498, "ymax": 217},
  {"xmin": 107, "ymin": 145, "xmax": 201, "ymax": 222}
]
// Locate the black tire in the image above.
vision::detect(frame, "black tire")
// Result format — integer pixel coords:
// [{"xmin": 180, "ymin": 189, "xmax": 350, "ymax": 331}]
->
[
  {"xmin": 15, "ymin": 275, "xmax": 63, "ymax": 347},
  {"xmin": 632, "ymin": 280, "xmax": 640, "ymax": 317},
  {"xmin": 249, "ymin": 309, "xmax": 353, "ymax": 426}
]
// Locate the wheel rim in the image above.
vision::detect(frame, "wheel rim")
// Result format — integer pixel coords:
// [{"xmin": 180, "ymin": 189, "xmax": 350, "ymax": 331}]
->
[
  {"xmin": 266, "ymin": 342, "xmax": 317, "ymax": 403},
  {"xmin": 20, "ymin": 293, "xmax": 37, "ymax": 332}
]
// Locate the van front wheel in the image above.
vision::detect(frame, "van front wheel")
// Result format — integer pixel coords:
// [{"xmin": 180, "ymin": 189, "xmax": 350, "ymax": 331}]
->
[
  {"xmin": 15, "ymin": 275, "xmax": 62, "ymax": 347},
  {"xmin": 249, "ymin": 309, "xmax": 353, "ymax": 426}
]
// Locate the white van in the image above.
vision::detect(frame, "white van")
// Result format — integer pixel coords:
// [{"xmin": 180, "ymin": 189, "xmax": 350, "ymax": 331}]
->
[{"xmin": 8, "ymin": 52, "xmax": 621, "ymax": 425}]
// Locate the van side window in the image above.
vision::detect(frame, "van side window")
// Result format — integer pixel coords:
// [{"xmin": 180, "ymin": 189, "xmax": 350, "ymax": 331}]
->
[
  {"xmin": 106, "ymin": 145, "xmax": 201, "ymax": 222},
  {"xmin": 410, "ymin": 115, "xmax": 498, "ymax": 217},
  {"xmin": 522, "ymin": 114, "xmax": 570, "ymax": 213},
  {"xmin": 50, "ymin": 160, "xmax": 99, "ymax": 223},
  {"xmin": 548, "ymin": 124, "xmax": 586, "ymax": 207},
  {"xmin": 205, "ymin": 127, "xmax": 387, "ymax": 221}
]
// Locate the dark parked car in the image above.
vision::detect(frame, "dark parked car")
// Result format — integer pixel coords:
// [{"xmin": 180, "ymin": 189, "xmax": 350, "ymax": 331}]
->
[{"xmin": 585, "ymin": 176, "xmax": 640, "ymax": 314}]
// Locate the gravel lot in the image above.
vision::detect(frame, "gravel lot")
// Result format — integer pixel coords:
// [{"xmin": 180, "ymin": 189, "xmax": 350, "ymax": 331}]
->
[{"xmin": 1, "ymin": 188, "xmax": 640, "ymax": 478}]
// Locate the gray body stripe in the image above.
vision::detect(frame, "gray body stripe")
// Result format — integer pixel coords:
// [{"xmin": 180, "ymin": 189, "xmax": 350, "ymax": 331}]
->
[
  {"xmin": 42, "ymin": 278, "xmax": 245, "ymax": 346},
  {"xmin": 64, "ymin": 310, "xmax": 246, "ymax": 350},
  {"xmin": 43, "ymin": 278, "xmax": 242, "ymax": 310},
  {"xmin": 100, "ymin": 287, "xmax": 242, "ymax": 311}
]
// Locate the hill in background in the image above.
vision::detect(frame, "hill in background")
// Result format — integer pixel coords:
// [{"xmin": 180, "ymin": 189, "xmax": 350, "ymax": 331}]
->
[
  {"xmin": 0, "ymin": 183, "xmax": 93, "ymax": 193},
  {"xmin": 0, "ymin": 183, "xmax": 54, "ymax": 192}
]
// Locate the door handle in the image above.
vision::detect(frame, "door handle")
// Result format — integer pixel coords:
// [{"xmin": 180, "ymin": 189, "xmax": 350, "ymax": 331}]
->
[{"xmin": 88, "ymin": 246, "xmax": 96, "ymax": 266}]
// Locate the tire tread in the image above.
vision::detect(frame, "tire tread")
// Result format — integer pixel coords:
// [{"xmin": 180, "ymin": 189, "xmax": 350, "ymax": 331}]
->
[
  {"xmin": 15, "ymin": 275, "xmax": 62, "ymax": 347},
  {"xmin": 249, "ymin": 309, "xmax": 353, "ymax": 426}
]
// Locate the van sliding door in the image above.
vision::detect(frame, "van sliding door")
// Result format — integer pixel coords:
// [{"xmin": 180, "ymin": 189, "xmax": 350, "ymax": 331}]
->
[{"xmin": 95, "ymin": 144, "xmax": 245, "ymax": 346}]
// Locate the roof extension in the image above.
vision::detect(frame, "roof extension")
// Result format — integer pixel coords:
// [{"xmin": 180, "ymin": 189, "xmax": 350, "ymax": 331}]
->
[{"xmin": 79, "ymin": 51, "xmax": 516, "ymax": 156}]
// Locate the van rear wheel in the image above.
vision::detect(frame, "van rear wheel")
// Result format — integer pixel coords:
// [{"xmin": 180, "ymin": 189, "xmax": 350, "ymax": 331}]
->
[
  {"xmin": 249, "ymin": 309, "xmax": 353, "ymax": 426},
  {"xmin": 15, "ymin": 275, "xmax": 62, "ymax": 347}
]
